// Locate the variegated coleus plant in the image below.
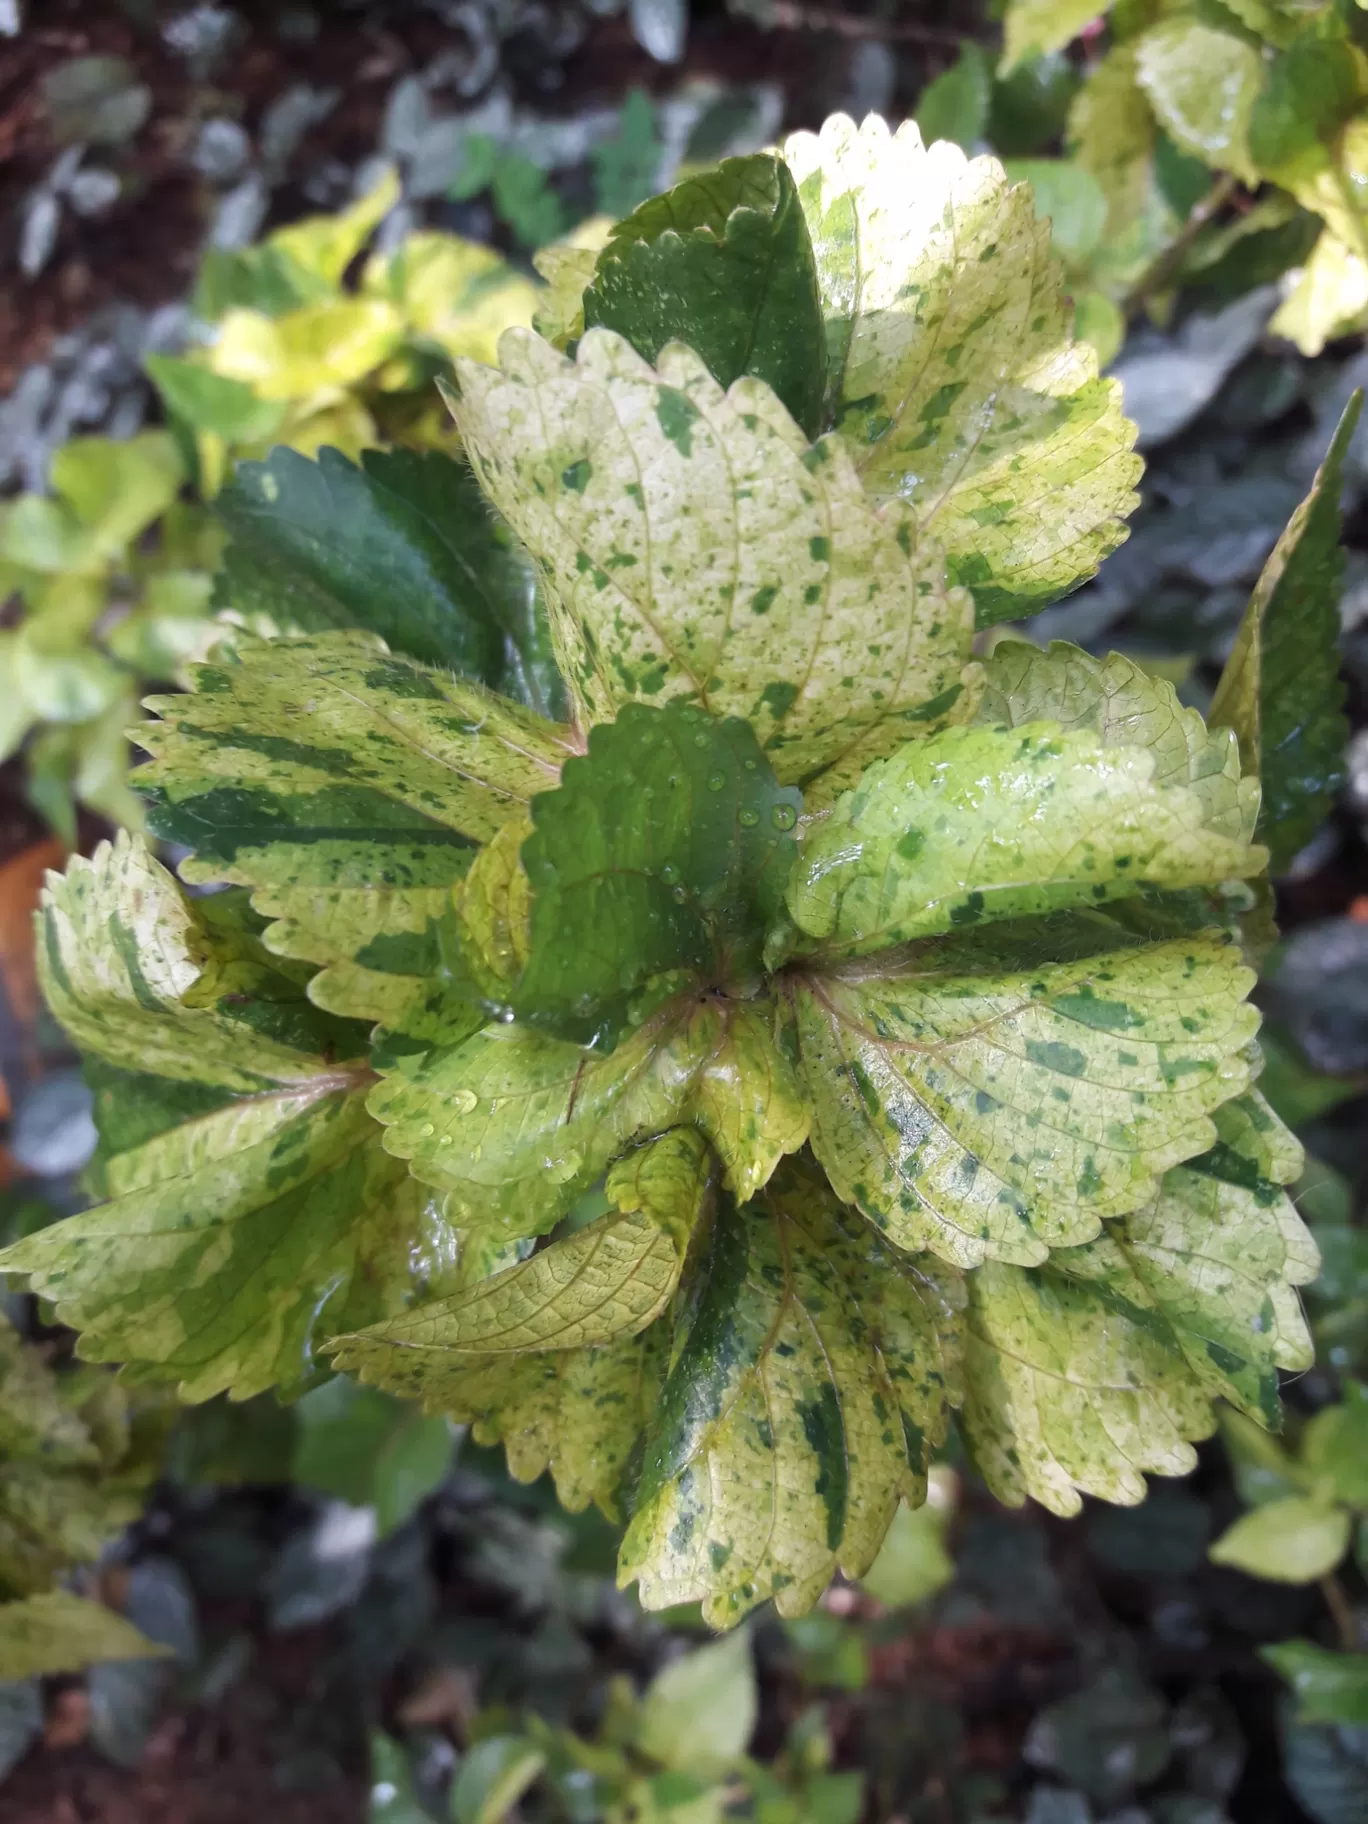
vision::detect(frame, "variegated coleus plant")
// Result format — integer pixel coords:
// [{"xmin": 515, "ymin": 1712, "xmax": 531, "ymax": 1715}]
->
[{"xmin": 5, "ymin": 116, "xmax": 1356, "ymax": 1628}]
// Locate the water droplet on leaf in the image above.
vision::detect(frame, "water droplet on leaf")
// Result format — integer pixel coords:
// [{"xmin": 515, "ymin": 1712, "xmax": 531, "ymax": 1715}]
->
[
  {"xmin": 771, "ymin": 804, "xmax": 797, "ymax": 831},
  {"xmin": 707, "ymin": 772, "xmax": 726, "ymax": 792},
  {"xmin": 452, "ymin": 1089, "xmax": 478, "ymax": 1115},
  {"xmin": 660, "ymin": 863, "xmax": 680, "ymax": 885},
  {"xmin": 738, "ymin": 808, "xmax": 760, "ymax": 828}
]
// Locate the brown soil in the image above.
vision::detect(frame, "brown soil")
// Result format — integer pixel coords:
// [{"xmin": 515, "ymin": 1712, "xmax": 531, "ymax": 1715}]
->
[
  {"xmin": 0, "ymin": 1626, "xmax": 365, "ymax": 1824},
  {"xmin": 0, "ymin": 1, "xmax": 966, "ymax": 392}
]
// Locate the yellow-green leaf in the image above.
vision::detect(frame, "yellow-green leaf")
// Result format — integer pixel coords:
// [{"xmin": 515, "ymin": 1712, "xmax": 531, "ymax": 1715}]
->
[
  {"xmin": 140, "ymin": 630, "xmax": 572, "ymax": 889},
  {"xmin": 792, "ymin": 920, "xmax": 1259, "ymax": 1267},
  {"xmin": 962, "ymin": 1258, "xmax": 1216, "ymax": 1515},
  {"xmin": 786, "ymin": 721, "xmax": 1265, "ymax": 959},
  {"xmin": 449, "ymin": 328, "xmax": 977, "ymax": 781},
  {"xmin": 37, "ymin": 833, "xmax": 338, "ymax": 1092},
  {"xmin": 620, "ymin": 1158, "xmax": 963, "ymax": 1626},
  {"xmin": 0, "ymin": 1084, "xmax": 455, "ymax": 1402},
  {"xmin": 0, "ymin": 1591, "xmax": 167, "ymax": 1681},
  {"xmin": 780, "ymin": 113, "xmax": 1141, "ymax": 623},
  {"xmin": 331, "ymin": 1128, "xmax": 711, "ymax": 1380}
]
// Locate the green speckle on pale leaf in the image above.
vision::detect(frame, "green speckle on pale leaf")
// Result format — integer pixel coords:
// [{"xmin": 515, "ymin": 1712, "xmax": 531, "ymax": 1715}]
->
[
  {"xmin": 792, "ymin": 919, "xmax": 1259, "ymax": 1267},
  {"xmin": 786, "ymin": 721, "xmax": 1266, "ymax": 959},
  {"xmin": 19, "ymin": 105, "xmax": 1353, "ymax": 1626},
  {"xmin": 449, "ymin": 328, "xmax": 978, "ymax": 780},
  {"xmin": 780, "ymin": 114, "xmax": 1142, "ymax": 623}
]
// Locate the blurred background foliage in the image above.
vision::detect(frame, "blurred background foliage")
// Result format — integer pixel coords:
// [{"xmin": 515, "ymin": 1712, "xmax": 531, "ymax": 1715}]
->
[{"xmin": 5, "ymin": 1, "xmax": 1368, "ymax": 1819}]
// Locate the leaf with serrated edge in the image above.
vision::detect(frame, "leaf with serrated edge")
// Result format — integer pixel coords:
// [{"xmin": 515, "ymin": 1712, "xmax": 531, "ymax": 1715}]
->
[
  {"xmin": 0, "ymin": 1592, "xmax": 167, "ymax": 1682},
  {"xmin": 1051, "ymin": 1098, "xmax": 1318, "ymax": 1429},
  {"xmin": 515, "ymin": 701, "xmax": 802, "ymax": 1048},
  {"xmin": 792, "ymin": 920, "xmax": 1258, "ymax": 1268},
  {"xmin": 139, "ymin": 630, "xmax": 573, "ymax": 889},
  {"xmin": 254, "ymin": 879, "xmax": 462, "ymax": 1029},
  {"xmin": 620, "ymin": 1157, "xmax": 963, "ymax": 1626},
  {"xmin": 961, "ymin": 1259, "xmax": 1216, "ymax": 1515},
  {"xmin": 582, "ymin": 153, "xmax": 828, "ymax": 438},
  {"xmin": 786, "ymin": 722, "xmax": 1265, "ymax": 960},
  {"xmin": 450, "ymin": 329, "xmax": 978, "ymax": 780},
  {"xmin": 368, "ymin": 994, "xmax": 807, "ymax": 1234},
  {"xmin": 978, "ymin": 640, "xmax": 1260, "ymax": 845},
  {"xmin": 1209, "ymin": 394, "xmax": 1360, "ymax": 873},
  {"xmin": 430, "ymin": 1328, "xmax": 668, "ymax": 1517},
  {"xmin": 38, "ymin": 833, "xmax": 333, "ymax": 1092},
  {"xmin": 0, "ymin": 1085, "xmax": 458, "ymax": 1402},
  {"xmin": 780, "ymin": 114, "xmax": 1141, "ymax": 624},
  {"xmin": 331, "ymin": 1129, "xmax": 710, "ymax": 1387}
]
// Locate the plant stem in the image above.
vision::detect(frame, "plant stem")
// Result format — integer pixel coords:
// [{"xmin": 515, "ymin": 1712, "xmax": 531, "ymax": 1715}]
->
[
  {"xmin": 1320, "ymin": 1571, "xmax": 1359, "ymax": 1652},
  {"xmin": 1121, "ymin": 172, "xmax": 1242, "ymax": 318}
]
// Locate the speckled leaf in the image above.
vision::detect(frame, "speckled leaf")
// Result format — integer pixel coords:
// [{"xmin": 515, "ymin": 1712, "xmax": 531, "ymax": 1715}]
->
[
  {"xmin": 1051, "ymin": 1091, "xmax": 1318, "ymax": 1428},
  {"xmin": 368, "ymin": 993, "xmax": 807, "ymax": 1233},
  {"xmin": 582, "ymin": 153, "xmax": 828, "ymax": 438},
  {"xmin": 367, "ymin": 1010, "xmax": 709, "ymax": 1240},
  {"xmin": 978, "ymin": 640, "xmax": 1261, "ymax": 844},
  {"xmin": 331, "ymin": 1129, "xmax": 710, "ymax": 1383},
  {"xmin": 620, "ymin": 1157, "xmax": 963, "ymax": 1626},
  {"xmin": 216, "ymin": 446, "xmax": 563, "ymax": 716},
  {"xmin": 786, "ymin": 722, "xmax": 1265, "ymax": 960},
  {"xmin": 780, "ymin": 113, "xmax": 1141, "ymax": 623},
  {"xmin": 685, "ymin": 999, "xmax": 810, "ymax": 1203},
  {"xmin": 36, "ymin": 833, "xmax": 340, "ymax": 1092},
  {"xmin": 792, "ymin": 919, "xmax": 1259, "ymax": 1267},
  {"xmin": 455, "ymin": 815, "xmax": 533, "ymax": 999},
  {"xmin": 1209, "ymin": 394, "xmax": 1359, "ymax": 873},
  {"xmin": 0, "ymin": 1592, "xmax": 166, "ymax": 1682},
  {"xmin": 1135, "ymin": 22, "xmax": 1262, "ymax": 184},
  {"xmin": 514, "ymin": 701, "xmax": 801, "ymax": 1047},
  {"xmin": 0, "ymin": 1084, "xmax": 457, "ymax": 1403},
  {"xmin": 961, "ymin": 1259, "xmax": 1216, "ymax": 1516},
  {"xmin": 415, "ymin": 1327, "xmax": 668, "ymax": 1518},
  {"xmin": 139, "ymin": 630, "xmax": 572, "ymax": 890},
  {"xmin": 450, "ymin": 329, "xmax": 977, "ymax": 781},
  {"xmin": 252, "ymin": 876, "xmax": 478, "ymax": 1044}
]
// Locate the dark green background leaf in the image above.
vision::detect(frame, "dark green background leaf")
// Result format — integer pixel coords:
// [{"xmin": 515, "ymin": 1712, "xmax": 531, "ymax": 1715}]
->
[
  {"xmin": 215, "ymin": 446, "xmax": 564, "ymax": 716},
  {"xmin": 1209, "ymin": 391, "xmax": 1360, "ymax": 872}
]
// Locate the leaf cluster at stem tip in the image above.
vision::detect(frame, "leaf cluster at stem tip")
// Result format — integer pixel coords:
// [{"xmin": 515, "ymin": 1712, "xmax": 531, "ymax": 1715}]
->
[{"xmin": 3, "ymin": 111, "xmax": 1355, "ymax": 1629}]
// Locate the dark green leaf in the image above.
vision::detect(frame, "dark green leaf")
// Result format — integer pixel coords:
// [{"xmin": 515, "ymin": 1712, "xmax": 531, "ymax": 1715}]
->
[
  {"xmin": 916, "ymin": 44, "xmax": 991, "ymax": 152},
  {"xmin": 515, "ymin": 701, "xmax": 802, "ymax": 1048},
  {"xmin": 216, "ymin": 446, "xmax": 563, "ymax": 713},
  {"xmin": 1248, "ymin": 38, "xmax": 1360, "ymax": 175},
  {"xmin": 1209, "ymin": 391, "xmax": 1360, "ymax": 871},
  {"xmin": 583, "ymin": 153, "xmax": 829, "ymax": 440},
  {"xmin": 592, "ymin": 87, "xmax": 663, "ymax": 220},
  {"xmin": 1265, "ymin": 1641, "xmax": 1368, "ymax": 1726}
]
